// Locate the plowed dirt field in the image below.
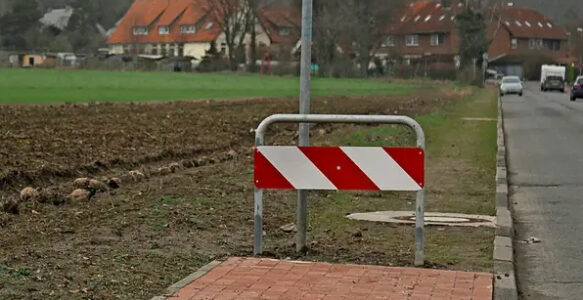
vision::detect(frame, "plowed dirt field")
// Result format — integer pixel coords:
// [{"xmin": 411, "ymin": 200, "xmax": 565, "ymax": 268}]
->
[{"xmin": 0, "ymin": 90, "xmax": 467, "ymax": 299}]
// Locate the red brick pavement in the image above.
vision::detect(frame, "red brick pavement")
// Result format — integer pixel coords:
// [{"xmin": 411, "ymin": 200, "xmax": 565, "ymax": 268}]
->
[{"xmin": 165, "ymin": 257, "xmax": 493, "ymax": 300}]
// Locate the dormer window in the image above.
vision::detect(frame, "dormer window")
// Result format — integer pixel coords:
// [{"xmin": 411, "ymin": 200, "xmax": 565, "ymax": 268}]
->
[
  {"xmin": 278, "ymin": 27, "xmax": 291, "ymax": 36},
  {"xmin": 159, "ymin": 26, "xmax": 170, "ymax": 35},
  {"xmin": 133, "ymin": 26, "xmax": 149, "ymax": 35},
  {"xmin": 180, "ymin": 25, "xmax": 196, "ymax": 34}
]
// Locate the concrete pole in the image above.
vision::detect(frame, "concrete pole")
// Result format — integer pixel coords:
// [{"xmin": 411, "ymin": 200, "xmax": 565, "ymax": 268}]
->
[{"xmin": 297, "ymin": 0, "xmax": 313, "ymax": 253}]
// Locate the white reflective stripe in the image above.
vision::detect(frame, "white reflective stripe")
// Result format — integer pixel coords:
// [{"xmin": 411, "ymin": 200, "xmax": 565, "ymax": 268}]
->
[
  {"xmin": 257, "ymin": 146, "xmax": 337, "ymax": 190},
  {"xmin": 340, "ymin": 147, "xmax": 421, "ymax": 191}
]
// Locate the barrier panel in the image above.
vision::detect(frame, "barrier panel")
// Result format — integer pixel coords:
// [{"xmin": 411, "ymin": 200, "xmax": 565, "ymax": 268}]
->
[{"xmin": 253, "ymin": 114, "xmax": 427, "ymax": 266}]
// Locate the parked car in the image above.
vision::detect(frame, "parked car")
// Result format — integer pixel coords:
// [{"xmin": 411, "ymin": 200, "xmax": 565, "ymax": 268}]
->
[
  {"xmin": 570, "ymin": 76, "xmax": 583, "ymax": 101},
  {"xmin": 500, "ymin": 76, "xmax": 523, "ymax": 96},
  {"xmin": 542, "ymin": 76, "xmax": 565, "ymax": 92}
]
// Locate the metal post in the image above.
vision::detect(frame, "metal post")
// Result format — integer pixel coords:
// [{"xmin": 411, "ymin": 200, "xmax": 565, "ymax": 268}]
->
[
  {"xmin": 414, "ymin": 189, "xmax": 425, "ymax": 266},
  {"xmin": 297, "ymin": 0, "xmax": 313, "ymax": 253},
  {"xmin": 253, "ymin": 135, "xmax": 265, "ymax": 255}
]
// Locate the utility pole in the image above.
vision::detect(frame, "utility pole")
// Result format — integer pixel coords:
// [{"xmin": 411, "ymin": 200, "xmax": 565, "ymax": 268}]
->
[
  {"xmin": 578, "ymin": 28, "xmax": 583, "ymax": 76},
  {"xmin": 297, "ymin": 0, "xmax": 313, "ymax": 253}
]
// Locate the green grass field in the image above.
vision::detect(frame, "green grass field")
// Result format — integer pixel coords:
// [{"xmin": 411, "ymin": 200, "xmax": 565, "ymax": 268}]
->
[{"xmin": 0, "ymin": 69, "xmax": 415, "ymax": 103}]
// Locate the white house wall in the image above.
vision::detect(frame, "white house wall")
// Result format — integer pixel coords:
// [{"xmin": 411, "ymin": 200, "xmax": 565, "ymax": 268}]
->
[
  {"xmin": 184, "ymin": 42, "xmax": 212, "ymax": 60},
  {"xmin": 109, "ymin": 45, "xmax": 124, "ymax": 55}
]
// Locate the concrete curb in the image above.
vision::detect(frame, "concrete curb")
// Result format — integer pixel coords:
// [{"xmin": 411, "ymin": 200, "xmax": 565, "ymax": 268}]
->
[
  {"xmin": 493, "ymin": 95, "xmax": 518, "ymax": 299},
  {"xmin": 150, "ymin": 260, "xmax": 222, "ymax": 300}
]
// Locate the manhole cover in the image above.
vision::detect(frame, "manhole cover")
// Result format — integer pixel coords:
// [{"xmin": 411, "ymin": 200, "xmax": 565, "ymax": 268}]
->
[
  {"xmin": 425, "ymin": 216, "xmax": 470, "ymax": 223},
  {"xmin": 347, "ymin": 211, "xmax": 495, "ymax": 228}
]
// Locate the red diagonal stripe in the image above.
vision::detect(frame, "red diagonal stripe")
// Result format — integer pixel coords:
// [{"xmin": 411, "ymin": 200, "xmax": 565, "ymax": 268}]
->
[
  {"xmin": 384, "ymin": 147, "xmax": 425, "ymax": 187},
  {"xmin": 299, "ymin": 147, "xmax": 380, "ymax": 191},
  {"xmin": 254, "ymin": 149, "xmax": 294, "ymax": 189}
]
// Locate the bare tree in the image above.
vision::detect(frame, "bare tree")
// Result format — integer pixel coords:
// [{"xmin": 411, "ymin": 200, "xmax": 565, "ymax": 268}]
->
[
  {"xmin": 347, "ymin": 0, "xmax": 405, "ymax": 77},
  {"xmin": 210, "ymin": 0, "xmax": 251, "ymax": 70},
  {"xmin": 246, "ymin": 0, "xmax": 259, "ymax": 72},
  {"xmin": 312, "ymin": 0, "xmax": 350, "ymax": 77}
]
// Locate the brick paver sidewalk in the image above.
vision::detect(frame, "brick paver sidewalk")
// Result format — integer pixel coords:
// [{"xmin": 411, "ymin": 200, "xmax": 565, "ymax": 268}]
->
[{"xmin": 161, "ymin": 257, "xmax": 492, "ymax": 300}]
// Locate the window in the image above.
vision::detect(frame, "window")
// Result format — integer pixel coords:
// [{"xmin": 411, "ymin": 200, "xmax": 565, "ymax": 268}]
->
[
  {"xmin": 502, "ymin": 77, "xmax": 520, "ymax": 84},
  {"xmin": 205, "ymin": 22, "xmax": 214, "ymax": 30},
  {"xmin": 278, "ymin": 27, "xmax": 291, "ymax": 36},
  {"xmin": 220, "ymin": 42, "xmax": 227, "ymax": 55},
  {"xmin": 382, "ymin": 35, "xmax": 395, "ymax": 47},
  {"xmin": 161, "ymin": 44, "xmax": 168, "ymax": 56},
  {"xmin": 178, "ymin": 44, "xmax": 184, "ymax": 56},
  {"xmin": 151, "ymin": 47, "xmax": 158, "ymax": 55},
  {"xmin": 133, "ymin": 26, "xmax": 148, "ymax": 35},
  {"xmin": 529, "ymin": 38, "xmax": 536, "ymax": 49},
  {"xmin": 180, "ymin": 25, "xmax": 196, "ymax": 34},
  {"xmin": 159, "ymin": 26, "xmax": 170, "ymax": 35},
  {"xmin": 511, "ymin": 38, "xmax": 517, "ymax": 49},
  {"xmin": 549, "ymin": 40, "xmax": 561, "ymax": 51},
  {"xmin": 536, "ymin": 39, "xmax": 543, "ymax": 49},
  {"xmin": 430, "ymin": 34, "xmax": 444, "ymax": 46},
  {"xmin": 169, "ymin": 44, "xmax": 176, "ymax": 57},
  {"xmin": 405, "ymin": 34, "xmax": 419, "ymax": 46}
]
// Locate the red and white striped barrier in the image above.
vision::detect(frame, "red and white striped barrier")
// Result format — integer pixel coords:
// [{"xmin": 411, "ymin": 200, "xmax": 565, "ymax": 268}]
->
[{"xmin": 254, "ymin": 146, "xmax": 424, "ymax": 191}]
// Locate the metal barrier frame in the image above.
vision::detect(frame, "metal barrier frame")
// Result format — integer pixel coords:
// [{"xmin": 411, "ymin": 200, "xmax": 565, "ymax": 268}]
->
[{"xmin": 253, "ymin": 114, "xmax": 427, "ymax": 266}]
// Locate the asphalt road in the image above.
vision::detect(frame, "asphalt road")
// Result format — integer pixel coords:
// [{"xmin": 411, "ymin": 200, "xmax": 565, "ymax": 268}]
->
[{"xmin": 503, "ymin": 82, "xmax": 583, "ymax": 299}]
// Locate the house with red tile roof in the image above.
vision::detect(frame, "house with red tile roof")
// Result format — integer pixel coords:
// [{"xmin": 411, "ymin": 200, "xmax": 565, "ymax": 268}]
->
[
  {"xmin": 378, "ymin": 1, "xmax": 573, "ymax": 78},
  {"xmin": 486, "ymin": 5, "xmax": 573, "ymax": 77},
  {"xmin": 257, "ymin": 2, "xmax": 300, "ymax": 55},
  {"xmin": 107, "ymin": 0, "xmax": 300, "ymax": 63},
  {"xmin": 108, "ymin": 0, "xmax": 220, "ymax": 59},
  {"xmin": 377, "ymin": 1, "xmax": 466, "ymax": 72}
]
